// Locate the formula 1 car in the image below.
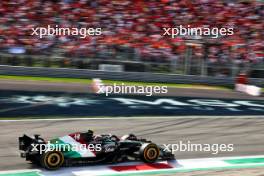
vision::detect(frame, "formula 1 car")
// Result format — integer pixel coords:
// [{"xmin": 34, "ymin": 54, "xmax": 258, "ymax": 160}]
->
[{"xmin": 19, "ymin": 130, "xmax": 175, "ymax": 170}]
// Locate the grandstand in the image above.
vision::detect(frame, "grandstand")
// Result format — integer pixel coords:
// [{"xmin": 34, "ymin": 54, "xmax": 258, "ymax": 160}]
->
[{"xmin": 0, "ymin": 0, "xmax": 263, "ymax": 77}]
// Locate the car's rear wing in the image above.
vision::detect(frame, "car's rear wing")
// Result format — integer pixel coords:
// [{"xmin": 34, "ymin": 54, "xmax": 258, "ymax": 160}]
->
[
  {"xmin": 19, "ymin": 134, "xmax": 44, "ymax": 151},
  {"xmin": 19, "ymin": 134, "xmax": 34, "ymax": 151}
]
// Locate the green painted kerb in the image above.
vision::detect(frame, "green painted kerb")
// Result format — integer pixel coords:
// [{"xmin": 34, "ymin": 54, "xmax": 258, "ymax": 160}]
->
[
  {"xmin": 0, "ymin": 171, "xmax": 40, "ymax": 176},
  {"xmin": 224, "ymin": 158, "xmax": 264, "ymax": 165}
]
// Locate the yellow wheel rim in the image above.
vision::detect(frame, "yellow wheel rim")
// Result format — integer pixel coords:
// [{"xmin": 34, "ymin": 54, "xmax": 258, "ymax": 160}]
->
[
  {"xmin": 47, "ymin": 153, "xmax": 61, "ymax": 167},
  {"xmin": 144, "ymin": 145, "xmax": 159, "ymax": 162},
  {"xmin": 146, "ymin": 148, "xmax": 158, "ymax": 160}
]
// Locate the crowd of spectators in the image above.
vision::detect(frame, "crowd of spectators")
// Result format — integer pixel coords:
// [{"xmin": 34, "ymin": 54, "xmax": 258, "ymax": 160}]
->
[{"xmin": 0, "ymin": 0, "xmax": 263, "ymax": 65}]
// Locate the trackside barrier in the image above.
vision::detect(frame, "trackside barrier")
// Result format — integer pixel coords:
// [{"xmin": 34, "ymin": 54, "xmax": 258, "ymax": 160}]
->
[
  {"xmin": 0, "ymin": 65, "xmax": 263, "ymax": 87},
  {"xmin": 235, "ymin": 74, "xmax": 262, "ymax": 96}
]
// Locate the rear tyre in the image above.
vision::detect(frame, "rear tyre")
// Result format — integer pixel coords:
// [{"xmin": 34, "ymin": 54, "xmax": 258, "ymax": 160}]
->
[
  {"xmin": 139, "ymin": 143, "xmax": 160, "ymax": 163},
  {"xmin": 40, "ymin": 151, "xmax": 64, "ymax": 170}
]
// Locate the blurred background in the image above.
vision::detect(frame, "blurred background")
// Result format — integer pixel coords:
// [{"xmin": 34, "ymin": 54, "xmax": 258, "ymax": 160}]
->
[
  {"xmin": 0, "ymin": 2, "xmax": 264, "ymax": 175},
  {"xmin": 0, "ymin": 0, "xmax": 263, "ymax": 78}
]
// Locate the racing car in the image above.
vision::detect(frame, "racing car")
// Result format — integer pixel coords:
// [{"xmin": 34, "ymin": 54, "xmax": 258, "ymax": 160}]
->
[{"xmin": 19, "ymin": 130, "xmax": 175, "ymax": 170}]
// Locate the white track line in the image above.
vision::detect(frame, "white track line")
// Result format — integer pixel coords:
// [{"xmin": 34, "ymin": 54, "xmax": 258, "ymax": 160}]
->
[
  {"xmin": 178, "ymin": 155, "xmax": 264, "ymax": 161},
  {"xmin": 0, "ymin": 169, "xmax": 40, "ymax": 174},
  {"xmin": 0, "ymin": 115, "xmax": 263, "ymax": 122}
]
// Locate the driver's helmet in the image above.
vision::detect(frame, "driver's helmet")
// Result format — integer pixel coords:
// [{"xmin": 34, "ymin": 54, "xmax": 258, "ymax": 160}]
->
[
  {"xmin": 87, "ymin": 130, "xmax": 94, "ymax": 136},
  {"xmin": 128, "ymin": 134, "xmax": 137, "ymax": 140},
  {"xmin": 121, "ymin": 134, "xmax": 137, "ymax": 141},
  {"xmin": 81, "ymin": 130, "xmax": 94, "ymax": 142}
]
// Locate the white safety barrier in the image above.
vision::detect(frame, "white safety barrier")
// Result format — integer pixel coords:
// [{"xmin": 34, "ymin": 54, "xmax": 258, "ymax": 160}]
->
[
  {"xmin": 235, "ymin": 84, "xmax": 261, "ymax": 96},
  {"xmin": 91, "ymin": 78, "xmax": 105, "ymax": 94}
]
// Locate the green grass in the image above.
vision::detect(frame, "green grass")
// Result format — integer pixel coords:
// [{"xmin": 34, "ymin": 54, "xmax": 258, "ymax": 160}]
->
[
  {"xmin": 0, "ymin": 75, "xmax": 92, "ymax": 84},
  {"xmin": 0, "ymin": 75, "xmax": 231, "ymax": 90}
]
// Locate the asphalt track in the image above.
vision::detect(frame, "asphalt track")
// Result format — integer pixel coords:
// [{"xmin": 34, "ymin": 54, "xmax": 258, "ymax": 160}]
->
[
  {"xmin": 0, "ymin": 79, "xmax": 264, "ymax": 175},
  {"xmin": 1, "ymin": 117, "xmax": 264, "ymax": 175}
]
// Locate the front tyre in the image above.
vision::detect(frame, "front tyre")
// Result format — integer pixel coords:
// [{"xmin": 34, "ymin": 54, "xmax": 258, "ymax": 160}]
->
[
  {"xmin": 139, "ymin": 143, "xmax": 160, "ymax": 163},
  {"xmin": 40, "ymin": 151, "xmax": 64, "ymax": 170}
]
